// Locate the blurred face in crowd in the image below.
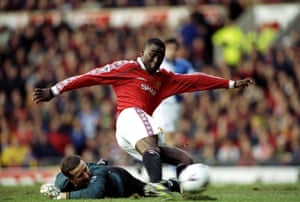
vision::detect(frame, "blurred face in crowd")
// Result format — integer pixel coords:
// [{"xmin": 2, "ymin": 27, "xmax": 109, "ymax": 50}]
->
[
  {"xmin": 141, "ymin": 41, "xmax": 165, "ymax": 74},
  {"xmin": 164, "ymin": 42, "xmax": 178, "ymax": 62},
  {"xmin": 68, "ymin": 160, "xmax": 91, "ymax": 188}
]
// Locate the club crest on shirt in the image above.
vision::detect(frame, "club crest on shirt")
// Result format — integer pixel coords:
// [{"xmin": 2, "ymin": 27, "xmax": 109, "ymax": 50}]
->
[{"xmin": 155, "ymin": 81, "xmax": 162, "ymax": 90}]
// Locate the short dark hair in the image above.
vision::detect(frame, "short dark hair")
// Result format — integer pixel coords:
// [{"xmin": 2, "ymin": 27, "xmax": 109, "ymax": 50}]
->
[
  {"xmin": 164, "ymin": 37, "xmax": 180, "ymax": 49},
  {"xmin": 60, "ymin": 155, "xmax": 81, "ymax": 178},
  {"xmin": 145, "ymin": 38, "xmax": 165, "ymax": 50}
]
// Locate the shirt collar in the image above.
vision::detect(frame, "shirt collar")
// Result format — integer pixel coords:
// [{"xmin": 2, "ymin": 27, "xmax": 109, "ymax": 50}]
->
[{"xmin": 137, "ymin": 57, "xmax": 146, "ymax": 70}]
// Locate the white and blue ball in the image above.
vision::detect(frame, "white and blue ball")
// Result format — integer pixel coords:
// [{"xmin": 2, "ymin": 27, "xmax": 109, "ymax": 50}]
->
[{"xmin": 178, "ymin": 163, "xmax": 210, "ymax": 193}]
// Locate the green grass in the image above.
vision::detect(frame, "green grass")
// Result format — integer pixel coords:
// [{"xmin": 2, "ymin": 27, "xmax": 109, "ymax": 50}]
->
[{"xmin": 0, "ymin": 183, "xmax": 299, "ymax": 202}]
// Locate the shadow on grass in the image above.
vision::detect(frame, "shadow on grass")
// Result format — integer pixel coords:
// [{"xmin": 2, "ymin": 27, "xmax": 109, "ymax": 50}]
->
[{"xmin": 182, "ymin": 192, "xmax": 217, "ymax": 201}]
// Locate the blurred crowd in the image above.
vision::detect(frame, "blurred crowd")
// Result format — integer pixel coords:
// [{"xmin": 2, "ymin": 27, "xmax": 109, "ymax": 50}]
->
[
  {"xmin": 1, "ymin": 1, "xmax": 300, "ymax": 168},
  {"xmin": 1, "ymin": 0, "xmax": 298, "ymax": 11}
]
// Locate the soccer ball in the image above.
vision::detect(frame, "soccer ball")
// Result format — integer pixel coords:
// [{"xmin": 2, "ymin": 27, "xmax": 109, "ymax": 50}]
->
[{"xmin": 178, "ymin": 163, "xmax": 210, "ymax": 193}]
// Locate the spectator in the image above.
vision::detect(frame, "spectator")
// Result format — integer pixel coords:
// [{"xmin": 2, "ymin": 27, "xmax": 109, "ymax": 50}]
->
[
  {"xmin": 76, "ymin": 94, "xmax": 100, "ymax": 139},
  {"xmin": 1, "ymin": 136, "xmax": 36, "ymax": 167},
  {"xmin": 47, "ymin": 118, "xmax": 71, "ymax": 157},
  {"xmin": 237, "ymin": 134, "xmax": 256, "ymax": 166},
  {"xmin": 217, "ymin": 138, "xmax": 240, "ymax": 165},
  {"xmin": 251, "ymin": 128, "xmax": 275, "ymax": 165},
  {"xmin": 212, "ymin": 18, "xmax": 248, "ymax": 68},
  {"xmin": 70, "ymin": 118, "xmax": 86, "ymax": 155}
]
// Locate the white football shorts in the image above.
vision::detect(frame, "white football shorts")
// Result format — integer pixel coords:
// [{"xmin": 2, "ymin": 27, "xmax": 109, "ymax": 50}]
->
[
  {"xmin": 116, "ymin": 107, "xmax": 166, "ymax": 161},
  {"xmin": 152, "ymin": 96, "xmax": 181, "ymax": 133}
]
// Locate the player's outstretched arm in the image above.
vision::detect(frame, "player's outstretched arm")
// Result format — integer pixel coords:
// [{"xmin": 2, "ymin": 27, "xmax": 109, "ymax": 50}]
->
[
  {"xmin": 234, "ymin": 78, "xmax": 255, "ymax": 88},
  {"xmin": 33, "ymin": 88, "xmax": 55, "ymax": 103}
]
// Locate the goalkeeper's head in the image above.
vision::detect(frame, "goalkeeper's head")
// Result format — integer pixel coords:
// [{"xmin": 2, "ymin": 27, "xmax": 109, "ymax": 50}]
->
[{"xmin": 60, "ymin": 154, "xmax": 92, "ymax": 188}]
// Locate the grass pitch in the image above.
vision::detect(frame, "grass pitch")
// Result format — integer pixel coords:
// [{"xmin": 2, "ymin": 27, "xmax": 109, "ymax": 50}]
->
[{"xmin": 0, "ymin": 183, "xmax": 299, "ymax": 202}]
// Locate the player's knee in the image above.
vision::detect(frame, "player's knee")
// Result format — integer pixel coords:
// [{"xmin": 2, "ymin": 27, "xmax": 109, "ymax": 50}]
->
[
  {"xmin": 135, "ymin": 135, "xmax": 160, "ymax": 154},
  {"xmin": 143, "ymin": 149, "xmax": 161, "ymax": 160},
  {"xmin": 142, "ymin": 149, "xmax": 162, "ymax": 165},
  {"xmin": 143, "ymin": 149, "xmax": 162, "ymax": 183}
]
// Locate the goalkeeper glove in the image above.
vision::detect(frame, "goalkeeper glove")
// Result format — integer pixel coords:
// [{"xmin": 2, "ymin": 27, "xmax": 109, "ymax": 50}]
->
[{"xmin": 40, "ymin": 183, "xmax": 62, "ymax": 200}]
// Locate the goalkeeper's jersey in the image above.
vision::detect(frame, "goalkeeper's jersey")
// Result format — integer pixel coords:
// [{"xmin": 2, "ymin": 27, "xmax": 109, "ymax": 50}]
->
[{"xmin": 55, "ymin": 164, "xmax": 145, "ymax": 199}]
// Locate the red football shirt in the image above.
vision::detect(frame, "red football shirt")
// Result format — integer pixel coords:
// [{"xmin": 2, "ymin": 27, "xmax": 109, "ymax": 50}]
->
[{"xmin": 51, "ymin": 58, "xmax": 230, "ymax": 115}]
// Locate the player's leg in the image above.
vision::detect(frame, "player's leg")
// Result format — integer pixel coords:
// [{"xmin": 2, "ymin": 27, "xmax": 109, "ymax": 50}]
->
[
  {"xmin": 160, "ymin": 178, "xmax": 181, "ymax": 192},
  {"xmin": 159, "ymin": 145, "xmax": 194, "ymax": 177},
  {"xmin": 108, "ymin": 166, "xmax": 172, "ymax": 198},
  {"xmin": 157, "ymin": 145, "xmax": 193, "ymax": 192},
  {"xmin": 115, "ymin": 107, "xmax": 164, "ymax": 183},
  {"xmin": 135, "ymin": 135, "xmax": 162, "ymax": 183},
  {"xmin": 108, "ymin": 166, "xmax": 146, "ymax": 197}
]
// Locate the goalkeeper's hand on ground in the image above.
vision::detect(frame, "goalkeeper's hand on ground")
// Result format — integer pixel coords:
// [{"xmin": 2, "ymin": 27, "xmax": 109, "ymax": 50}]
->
[{"xmin": 40, "ymin": 183, "xmax": 62, "ymax": 200}]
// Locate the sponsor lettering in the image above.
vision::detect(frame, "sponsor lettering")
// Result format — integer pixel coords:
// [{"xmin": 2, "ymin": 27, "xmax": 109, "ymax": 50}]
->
[{"xmin": 140, "ymin": 83, "xmax": 157, "ymax": 96}]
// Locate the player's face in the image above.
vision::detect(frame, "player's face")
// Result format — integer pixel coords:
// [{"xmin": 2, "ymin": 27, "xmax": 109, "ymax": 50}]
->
[
  {"xmin": 142, "ymin": 44, "xmax": 165, "ymax": 74},
  {"xmin": 165, "ymin": 43, "xmax": 178, "ymax": 61},
  {"xmin": 68, "ymin": 160, "xmax": 91, "ymax": 188}
]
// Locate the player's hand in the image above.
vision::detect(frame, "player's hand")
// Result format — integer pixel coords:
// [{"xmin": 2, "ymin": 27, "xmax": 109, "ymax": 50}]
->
[
  {"xmin": 234, "ymin": 78, "xmax": 255, "ymax": 88},
  {"xmin": 40, "ymin": 183, "xmax": 61, "ymax": 200},
  {"xmin": 33, "ymin": 88, "xmax": 54, "ymax": 103}
]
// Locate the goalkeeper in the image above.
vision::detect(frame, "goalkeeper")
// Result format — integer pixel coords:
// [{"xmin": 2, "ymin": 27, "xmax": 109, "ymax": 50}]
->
[{"xmin": 40, "ymin": 154, "xmax": 177, "ymax": 199}]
